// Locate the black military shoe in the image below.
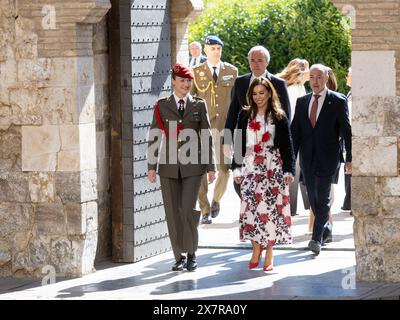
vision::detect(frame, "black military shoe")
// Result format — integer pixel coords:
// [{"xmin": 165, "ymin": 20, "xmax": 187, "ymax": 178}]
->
[
  {"xmin": 186, "ymin": 253, "xmax": 198, "ymax": 271},
  {"xmin": 171, "ymin": 256, "xmax": 186, "ymax": 271},
  {"xmin": 210, "ymin": 201, "xmax": 220, "ymax": 218},
  {"xmin": 308, "ymin": 240, "xmax": 321, "ymax": 255},
  {"xmin": 322, "ymin": 233, "xmax": 333, "ymax": 245},
  {"xmin": 200, "ymin": 213, "xmax": 212, "ymax": 224}
]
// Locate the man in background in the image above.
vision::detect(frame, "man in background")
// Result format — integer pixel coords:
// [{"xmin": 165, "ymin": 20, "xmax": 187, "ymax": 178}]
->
[
  {"xmin": 224, "ymin": 45, "xmax": 291, "ymax": 196},
  {"xmin": 189, "ymin": 41, "xmax": 207, "ymax": 68}
]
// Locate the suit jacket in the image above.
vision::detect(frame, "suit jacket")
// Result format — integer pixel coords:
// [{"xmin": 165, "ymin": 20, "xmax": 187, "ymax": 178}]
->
[
  {"xmin": 189, "ymin": 55, "xmax": 207, "ymax": 67},
  {"xmin": 224, "ymin": 71, "xmax": 291, "ymax": 144},
  {"xmin": 147, "ymin": 95, "xmax": 216, "ymax": 179},
  {"xmin": 290, "ymin": 89, "xmax": 352, "ymax": 181},
  {"xmin": 191, "ymin": 61, "xmax": 238, "ymax": 131},
  {"xmin": 231, "ymin": 110, "xmax": 295, "ymax": 176}
]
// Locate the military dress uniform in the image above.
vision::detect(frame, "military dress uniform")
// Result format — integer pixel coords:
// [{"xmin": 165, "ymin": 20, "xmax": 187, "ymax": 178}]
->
[
  {"xmin": 147, "ymin": 92, "xmax": 215, "ymax": 269},
  {"xmin": 191, "ymin": 60, "xmax": 238, "ymax": 220}
]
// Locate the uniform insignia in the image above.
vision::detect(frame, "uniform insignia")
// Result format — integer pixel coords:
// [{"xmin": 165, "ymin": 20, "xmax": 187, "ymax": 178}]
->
[
  {"xmin": 172, "ymin": 65, "xmax": 181, "ymax": 74},
  {"xmin": 199, "ymin": 71, "xmax": 205, "ymax": 77},
  {"xmin": 222, "ymin": 75, "xmax": 234, "ymax": 81}
]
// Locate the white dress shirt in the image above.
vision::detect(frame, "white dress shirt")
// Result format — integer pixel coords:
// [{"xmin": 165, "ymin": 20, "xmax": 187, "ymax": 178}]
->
[
  {"xmin": 207, "ymin": 61, "xmax": 221, "ymax": 77},
  {"xmin": 308, "ymin": 87, "xmax": 328, "ymax": 121},
  {"xmin": 287, "ymin": 83, "xmax": 306, "ymax": 122},
  {"xmin": 250, "ymin": 71, "xmax": 267, "ymax": 87},
  {"xmin": 173, "ymin": 93, "xmax": 190, "ymax": 110},
  {"xmin": 190, "ymin": 56, "xmax": 200, "ymax": 68}
]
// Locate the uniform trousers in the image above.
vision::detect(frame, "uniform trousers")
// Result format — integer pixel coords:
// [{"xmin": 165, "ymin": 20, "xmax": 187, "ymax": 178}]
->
[
  {"xmin": 160, "ymin": 174, "xmax": 202, "ymax": 261},
  {"xmin": 198, "ymin": 163, "xmax": 229, "ymax": 214}
]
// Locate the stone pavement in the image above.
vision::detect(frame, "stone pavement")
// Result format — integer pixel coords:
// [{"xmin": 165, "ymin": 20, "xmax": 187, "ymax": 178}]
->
[
  {"xmin": 1, "ymin": 167, "xmax": 400, "ymax": 300},
  {"xmin": 1, "ymin": 248, "xmax": 400, "ymax": 300}
]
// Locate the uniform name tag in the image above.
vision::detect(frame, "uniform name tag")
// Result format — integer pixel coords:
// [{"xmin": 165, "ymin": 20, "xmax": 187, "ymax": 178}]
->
[{"xmin": 222, "ymin": 75, "xmax": 234, "ymax": 81}]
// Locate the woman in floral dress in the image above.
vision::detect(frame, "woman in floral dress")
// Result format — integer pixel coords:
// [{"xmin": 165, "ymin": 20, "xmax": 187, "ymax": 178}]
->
[{"xmin": 232, "ymin": 77, "xmax": 295, "ymax": 271}]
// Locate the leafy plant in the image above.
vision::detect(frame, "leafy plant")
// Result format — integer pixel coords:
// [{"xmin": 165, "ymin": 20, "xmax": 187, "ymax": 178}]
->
[{"xmin": 189, "ymin": 0, "xmax": 351, "ymax": 93}]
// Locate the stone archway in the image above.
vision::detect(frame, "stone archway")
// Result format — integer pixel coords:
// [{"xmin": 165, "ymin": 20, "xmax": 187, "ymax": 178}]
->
[{"xmin": 0, "ymin": 0, "xmax": 399, "ymax": 283}]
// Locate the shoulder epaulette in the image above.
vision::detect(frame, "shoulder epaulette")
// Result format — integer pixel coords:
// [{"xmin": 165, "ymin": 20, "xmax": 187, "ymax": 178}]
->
[
  {"xmin": 157, "ymin": 96, "xmax": 170, "ymax": 102},
  {"xmin": 223, "ymin": 62, "xmax": 238, "ymax": 70}
]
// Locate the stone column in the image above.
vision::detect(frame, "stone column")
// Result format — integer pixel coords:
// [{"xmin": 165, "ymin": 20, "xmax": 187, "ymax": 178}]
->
[
  {"xmin": 332, "ymin": 0, "xmax": 400, "ymax": 282},
  {"xmin": 170, "ymin": 0, "xmax": 204, "ymax": 65},
  {"xmin": 0, "ymin": 1, "xmax": 110, "ymax": 277}
]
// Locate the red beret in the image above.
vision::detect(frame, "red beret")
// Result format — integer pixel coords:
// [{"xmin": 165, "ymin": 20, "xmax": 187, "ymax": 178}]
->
[{"xmin": 172, "ymin": 63, "xmax": 193, "ymax": 79}]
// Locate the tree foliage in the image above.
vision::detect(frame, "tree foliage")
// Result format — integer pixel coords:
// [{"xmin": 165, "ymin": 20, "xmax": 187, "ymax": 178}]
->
[{"xmin": 189, "ymin": 0, "xmax": 351, "ymax": 93}]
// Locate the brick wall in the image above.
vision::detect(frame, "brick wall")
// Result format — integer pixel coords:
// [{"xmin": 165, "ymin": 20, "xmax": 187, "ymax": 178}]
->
[{"xmin": 332, "ymin": 0, "xmax": 400, "ymax": 95}]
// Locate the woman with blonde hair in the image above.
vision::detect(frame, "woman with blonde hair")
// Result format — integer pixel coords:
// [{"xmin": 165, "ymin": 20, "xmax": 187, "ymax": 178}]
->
[
  {"xmin": 326, "ymin": 67, "xmax": 338, "ymax": 91},
  {"xmin": 232, "ymin": 77, "xmax": 295, "ymax": 271},
  {"xmin": 277, "ymin": 58, "xmax": 310, "ymax": 121},
  {"xmin": 277, "ymin": 58, "xmax": 310, "ymax": 217}
]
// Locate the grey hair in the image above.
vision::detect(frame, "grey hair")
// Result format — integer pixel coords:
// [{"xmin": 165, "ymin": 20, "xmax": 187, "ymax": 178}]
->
[
  {"xmin": 310, "ymin": 64, "xmax": 329, "ymax": 76},
  {"xmin": 190, "ymin": 41, "xmax": 202, "ymax": 50},
  {"xmin": 248, "ymin": 46, "xmax": 270, "ymax": 64}
]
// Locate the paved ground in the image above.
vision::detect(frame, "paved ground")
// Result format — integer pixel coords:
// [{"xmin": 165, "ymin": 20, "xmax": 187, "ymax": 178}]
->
[
  {"xmin": 1, "ymin": 248, "xmax": 400, "ymax": 300},
  {"xmin": 1, "ymin": 165, "xmax": 400, "ymax": 300}
]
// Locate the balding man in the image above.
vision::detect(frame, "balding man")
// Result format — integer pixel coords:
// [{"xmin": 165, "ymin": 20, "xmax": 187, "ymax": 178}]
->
[
  {"xmin": 291, "ymin": 64, "xmax": 352, "ymax": 255},
  {"xmin": 189, "ymin": 41, "xmax": 207, "ymax": 68}
]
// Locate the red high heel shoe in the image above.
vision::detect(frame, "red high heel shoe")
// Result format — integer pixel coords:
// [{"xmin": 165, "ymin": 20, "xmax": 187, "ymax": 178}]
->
[
  {"xmin": 263, "ymin": 263, "xmax": 274, "ymax": 271},
  {"xmin": 263, "ymin": 249, "xmax": 274, "ymax": 271},
  {"xmin": 248, "ymin": 244, "xmax": 264, "ymax": 269}
]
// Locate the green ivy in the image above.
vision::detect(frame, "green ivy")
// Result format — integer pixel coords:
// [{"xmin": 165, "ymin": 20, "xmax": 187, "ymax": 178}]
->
[{"xmin": 189, "ymin": 0, "xmax": 351, "ymax": 93}]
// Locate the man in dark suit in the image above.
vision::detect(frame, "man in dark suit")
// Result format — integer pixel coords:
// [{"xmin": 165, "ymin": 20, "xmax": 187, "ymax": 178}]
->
[
  {"xmin": 189, "ymin": 41, "xmax": 207, "ymax": 68},
  {"xmin": 291, "ymin": 64, "xmax": 352, "ymax": 255},
  {"xmin": 224, "ymin": 45, "xmax": 291, "ymax": 195},
  {"xmin": 342, "ymin": 67, "xmax": 352, "ymax": 213}
]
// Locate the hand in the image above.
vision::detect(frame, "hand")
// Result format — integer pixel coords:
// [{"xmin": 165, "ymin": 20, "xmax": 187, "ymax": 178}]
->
[
  {"xmin": 148, "ymin": 170, "xmax": 157, "ymax": 183},
  {"xmin": 234, "ymin": 176, "xmax": 242, "ymax": 184},
  {"xmin": 345, "ymin": 162, "xmax": 352, "ymax": 175},
  {"xmin": 284, "ymin": 175, "xmax": 294, "ymax": 185},
  {"xmin": 223, "ymin": 144, "xmax": 232, "ymax": 158},
  {"xmin": 208, "ymin": 171, "xmax": 216, "ymax": 184}
]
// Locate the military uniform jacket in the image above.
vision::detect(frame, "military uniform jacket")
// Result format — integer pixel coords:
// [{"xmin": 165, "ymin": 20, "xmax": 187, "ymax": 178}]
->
[
  {"xmin": 147, "ymin": 95, "xmax": 216, "ymax": 179},
  {"xmin": 191, "ymin": 62, "xmax": 238, "ymax": 132}
]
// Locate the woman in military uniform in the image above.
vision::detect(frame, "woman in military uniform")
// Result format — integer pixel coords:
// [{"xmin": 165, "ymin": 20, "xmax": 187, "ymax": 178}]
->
[{"xmin": 147, "ymin": 63, "xmax": 216, "ymax": 271}]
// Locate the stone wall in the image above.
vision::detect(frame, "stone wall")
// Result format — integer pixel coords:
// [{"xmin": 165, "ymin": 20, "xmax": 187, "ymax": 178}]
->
[
  {"xmin": 0, "ymin": 1, "xmax": 111, "ymax": 277},
  {"xmin": 332, "ymin": 0, "xmax": 400, "ymax": 282}
]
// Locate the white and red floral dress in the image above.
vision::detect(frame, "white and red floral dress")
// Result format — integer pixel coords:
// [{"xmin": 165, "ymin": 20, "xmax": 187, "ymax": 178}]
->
[{"xmin": 238, "ymin": 114, "xmax": 292, "ymax": 247}]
